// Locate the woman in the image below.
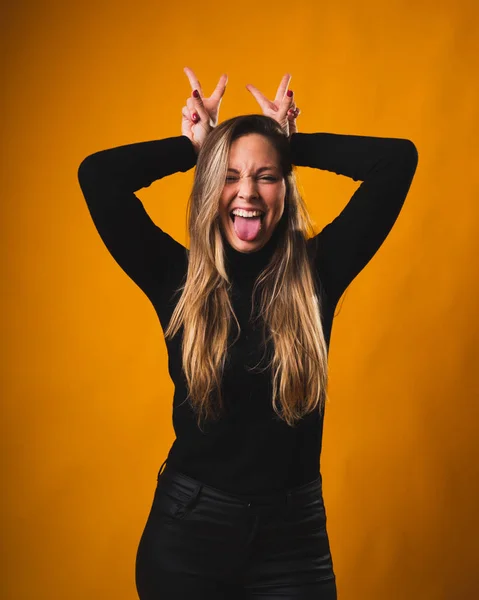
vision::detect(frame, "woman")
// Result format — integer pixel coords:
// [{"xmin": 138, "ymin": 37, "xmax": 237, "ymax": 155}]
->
[{"xmin": 78, "ymin": 67, "xmax": 418, "ymax": 599}]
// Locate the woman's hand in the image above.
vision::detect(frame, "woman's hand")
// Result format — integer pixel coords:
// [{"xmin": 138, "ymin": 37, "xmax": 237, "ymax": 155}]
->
[
  {"xmin": 246, "ymin": 74, "xmax": 301, "ymax": 138},
  {"xmin": 181, "ymin": 67, "xmax": 228, "ymax": 154}
]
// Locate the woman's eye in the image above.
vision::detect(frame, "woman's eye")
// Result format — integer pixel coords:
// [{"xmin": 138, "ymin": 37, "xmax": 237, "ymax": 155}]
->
[{"xmin": 225, "ymin": 176, "xmax": 277, "ymax": 183}]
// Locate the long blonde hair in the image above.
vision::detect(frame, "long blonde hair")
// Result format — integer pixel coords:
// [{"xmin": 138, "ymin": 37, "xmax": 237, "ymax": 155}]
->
[{"xmin": 165, "ymin": 115, "xmax": 329, "ymax": 431}]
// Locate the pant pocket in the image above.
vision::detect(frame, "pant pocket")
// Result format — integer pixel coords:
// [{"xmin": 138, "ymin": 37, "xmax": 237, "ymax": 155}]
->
[{"xmin": 153, "ymin": 478, "xmax": 203, "ymax": 523}]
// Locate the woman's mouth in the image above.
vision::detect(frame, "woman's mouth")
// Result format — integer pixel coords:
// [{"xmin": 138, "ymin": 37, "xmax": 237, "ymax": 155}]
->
[{"xmin": 230, "ymin": 212, "xmax": 264, "ymax": 242}]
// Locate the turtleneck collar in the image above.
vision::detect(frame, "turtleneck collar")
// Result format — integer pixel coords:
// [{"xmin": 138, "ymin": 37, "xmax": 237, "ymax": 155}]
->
[{"xmin": 222, "ymin": 223, "xmax": 281, "ymax": 283}]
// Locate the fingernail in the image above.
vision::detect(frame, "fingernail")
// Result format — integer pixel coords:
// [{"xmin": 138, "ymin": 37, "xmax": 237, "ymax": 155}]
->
[
  {"xmin": 193, "ymin": 89, "xmax": 199, "ymax": 98},
  {"xmin": 287, "ymin": 90, "xmax": 293, "ymax": 97},
  {"xmin": 192, "ymin": 112, "xmax": 199, "ymax": 121}
]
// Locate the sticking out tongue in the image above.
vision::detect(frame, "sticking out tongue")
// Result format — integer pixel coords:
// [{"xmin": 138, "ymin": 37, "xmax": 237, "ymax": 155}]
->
[{"xmin": 233, "ymin": 216, "xmax": 262, "ymax": 241}]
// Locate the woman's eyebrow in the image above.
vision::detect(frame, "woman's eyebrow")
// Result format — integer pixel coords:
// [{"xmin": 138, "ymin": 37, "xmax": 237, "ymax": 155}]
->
[{"xmin": 227, "ymin": 166, "xmax": 278, "ymax": 173}]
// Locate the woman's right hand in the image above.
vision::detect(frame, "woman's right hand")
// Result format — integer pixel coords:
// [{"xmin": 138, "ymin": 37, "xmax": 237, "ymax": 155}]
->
[
  {"xmin": 181, "ymin": 67, "xmax": 228, "ymax": 154},
  {"xmin": 246, "ymin": 73, "xmax": 301, "ymax": 138}
]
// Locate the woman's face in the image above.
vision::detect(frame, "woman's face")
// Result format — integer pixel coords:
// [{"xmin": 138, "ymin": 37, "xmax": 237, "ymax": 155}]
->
[{"xmin": 218, "ymin": 133, "xmax": 286, "ymax": 253}]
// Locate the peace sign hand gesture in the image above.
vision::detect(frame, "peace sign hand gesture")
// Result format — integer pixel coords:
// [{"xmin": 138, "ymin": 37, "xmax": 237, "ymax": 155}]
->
[
  {"xmin": 181, "ymin": 67, "xmax": 228, "ymax": 153},
  {"xmin": 246, "ymin": 74, "xmax": 301, "ymax": 138}
]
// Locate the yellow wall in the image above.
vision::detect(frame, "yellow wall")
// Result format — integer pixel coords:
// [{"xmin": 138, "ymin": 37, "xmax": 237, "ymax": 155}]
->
[{"xmin": 3, "ymin": 0, "xmax": 479, "ymax": 598}]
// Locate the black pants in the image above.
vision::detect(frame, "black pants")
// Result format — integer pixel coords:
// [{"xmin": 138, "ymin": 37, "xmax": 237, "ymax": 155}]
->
[{"xmin": 135, "ymin": 460, "xmax": 337, "ymax": 599}]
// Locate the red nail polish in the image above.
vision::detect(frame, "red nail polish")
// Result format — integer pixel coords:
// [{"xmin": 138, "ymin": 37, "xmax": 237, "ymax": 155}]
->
[
  {"xmin": 287, "ymin": 90, "xmax": 293, "ymax": 97},
  {"xmin": 192, "ymin": 112, "xmax": 199, "ymax": 121},
  {"xmin": 193, "ymin": 89, "xmax": 199, "ymax": 98}
]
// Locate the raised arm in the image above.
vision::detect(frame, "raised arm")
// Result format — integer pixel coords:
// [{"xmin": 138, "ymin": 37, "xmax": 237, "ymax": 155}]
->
[
  {"xmin": 290, "ymin": 131, "xmax": 419, "ymax": 305},
  {"xmin": 246, "ymin": 74, "xmax": 419, "ymax": 306},
  {"xmin": 77, "ymin": 67, "xmax": 227, "ymax": 300},
  {"xmin": 77, "ymin": 135, "xmax": 197, "ymax": 299}
]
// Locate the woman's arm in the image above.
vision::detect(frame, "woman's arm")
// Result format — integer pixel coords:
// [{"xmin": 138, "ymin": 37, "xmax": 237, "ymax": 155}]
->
[
  {"xmin": 77, "ymin": 68, "xmax": 227, "ymax": 300},
  {"xmin": 77, "ymin": 135, "xmax": 197, "ymax": 299},
  {"xmin": 290, "ymin": 132, "xmax": 419, "ymax": 305},
  {"xmin": 246, "ymin": 74, "xmax": 419, "ymax": 306}
]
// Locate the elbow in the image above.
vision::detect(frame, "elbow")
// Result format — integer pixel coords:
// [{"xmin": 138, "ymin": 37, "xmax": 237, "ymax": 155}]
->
[
  {"xmin": 392, "ymin": 139, "xmax": 419, "ymax": 180},
  {"xmin": 399, "ymin": 139, "xmax": 419, "ymax": 168},
  {"xmin": 77, "ymin": 154, "xmax": 92, "ymax": 181},
  {"xmin": 77, "ymin": 153, "xmax": 103, "ymax": 188}
]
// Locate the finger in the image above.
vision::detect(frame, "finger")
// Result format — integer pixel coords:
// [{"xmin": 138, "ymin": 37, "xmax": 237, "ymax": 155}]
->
[
  {"xmin": 288, "ymin": 105, "xmax": 300, "ymax": 135},
  {"xmin": 274, "ymin": 73, "xmax": 292, "ymax": 105},
  {"xmin": 191, "ymin": 89, "xmax": 210, "ymax": 122},
  {"xmin": 245, "ymin": 84, "xmax": 271, "ymax": 112},
  {"xmin": 287, "ymin": 99, "xmax": 297, "ymax": 115},
  {"xmin": 287, "ymin": 103, "xmax": 300, "ymax": 119},
  {"xmin": 278, "ymin": 89, "xmax": 294, "ymax": 120},
  {"xmin": 184, "ymin": 103, "xmax": 201, "ymax": 125},
  {"xmin": 210, "ymin": 73, "xmax": 228, "ymax": 102},
  {"xmin": 288, "ymin": 110, "xmax": 300, "ymax": 122},
  {"xmin": 182, "ymin": 105, "xmax": 195, "ymax": 123},
  {"xmin": 183, "ymin": 66, "xmax": 204, "ymax": 95},
  {"xmin": 186, "ymin": 97, "xmax": 200, "ymax": 122}
]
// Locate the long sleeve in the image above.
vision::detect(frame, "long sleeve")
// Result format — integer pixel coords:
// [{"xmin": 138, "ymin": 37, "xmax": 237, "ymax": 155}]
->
[
  {"xmin": 290, "ymin": 132, "xmax": 419, "ymax": 305},
  {"xmin": 77, "ymin": 135, "xmax": 197, "ymax": 298}
]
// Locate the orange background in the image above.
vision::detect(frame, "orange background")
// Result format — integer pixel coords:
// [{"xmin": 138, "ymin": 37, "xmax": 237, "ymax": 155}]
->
[{"xmin": 2, "ymin": 0, "xmax": 479, "ymax": 598}]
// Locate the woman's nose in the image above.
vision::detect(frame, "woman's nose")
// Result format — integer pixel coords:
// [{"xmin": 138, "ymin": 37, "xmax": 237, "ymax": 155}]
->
[{"xmin": 238, "ymin": 176, "xmax": 258, "ymax": 199}]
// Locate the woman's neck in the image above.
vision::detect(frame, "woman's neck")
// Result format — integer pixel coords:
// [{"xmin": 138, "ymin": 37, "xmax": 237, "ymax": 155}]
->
[{"xmin": 222, "ymin": 225, "xmax": 281, "ymax": 282}]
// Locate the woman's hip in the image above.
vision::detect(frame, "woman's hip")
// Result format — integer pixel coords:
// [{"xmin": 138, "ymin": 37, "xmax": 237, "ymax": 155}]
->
[{"xmin": 135, "ymin": 459, "xmax": 336, "ymax": 590}]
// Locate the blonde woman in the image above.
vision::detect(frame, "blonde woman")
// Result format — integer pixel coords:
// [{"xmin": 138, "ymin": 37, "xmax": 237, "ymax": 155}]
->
[{"xmin": 78, "ymin": 67, "xmax": 418, "ymax": 599}]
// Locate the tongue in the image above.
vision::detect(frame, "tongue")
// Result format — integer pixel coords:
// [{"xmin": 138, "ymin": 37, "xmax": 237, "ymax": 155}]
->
[{"xmin": 233, "ymin": 216, "xmax": 262, "ymax": 241}]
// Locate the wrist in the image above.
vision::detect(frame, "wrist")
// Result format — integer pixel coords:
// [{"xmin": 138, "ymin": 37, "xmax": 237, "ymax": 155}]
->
[
  {"xmin": 182, "ymin": 134, "xmax": 200, "ymax": 155},
  {"xmin": 195, "ymin": 124, "xmax": 215, "ymax": 155}
]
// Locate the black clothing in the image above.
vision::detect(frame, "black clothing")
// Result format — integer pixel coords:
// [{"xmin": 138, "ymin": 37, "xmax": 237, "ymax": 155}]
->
[
  {"xmin": 135, "ymin": 462, "xmax": 337, "ymax": 598},
  {"xmin": 78, "ymin": 131, "xmax": 418, "ymax": 495}
]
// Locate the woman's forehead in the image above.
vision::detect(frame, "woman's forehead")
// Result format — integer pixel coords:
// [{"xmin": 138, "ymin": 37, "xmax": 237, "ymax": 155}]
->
[{"xmin": 228, "ymin": 134, "xmax": 280, "ymax": 168}]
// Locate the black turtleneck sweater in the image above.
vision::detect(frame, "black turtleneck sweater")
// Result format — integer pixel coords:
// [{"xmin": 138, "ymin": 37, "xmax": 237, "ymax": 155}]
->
[{"xmin": 77, "ymin": 131, "xmax": 418, "ymax": 495}]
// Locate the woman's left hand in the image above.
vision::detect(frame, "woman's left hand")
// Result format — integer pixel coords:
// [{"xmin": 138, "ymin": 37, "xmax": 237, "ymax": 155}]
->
[{"xmin": 246, "ymin": 74, "xmax": 301, "ymax": 137}]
